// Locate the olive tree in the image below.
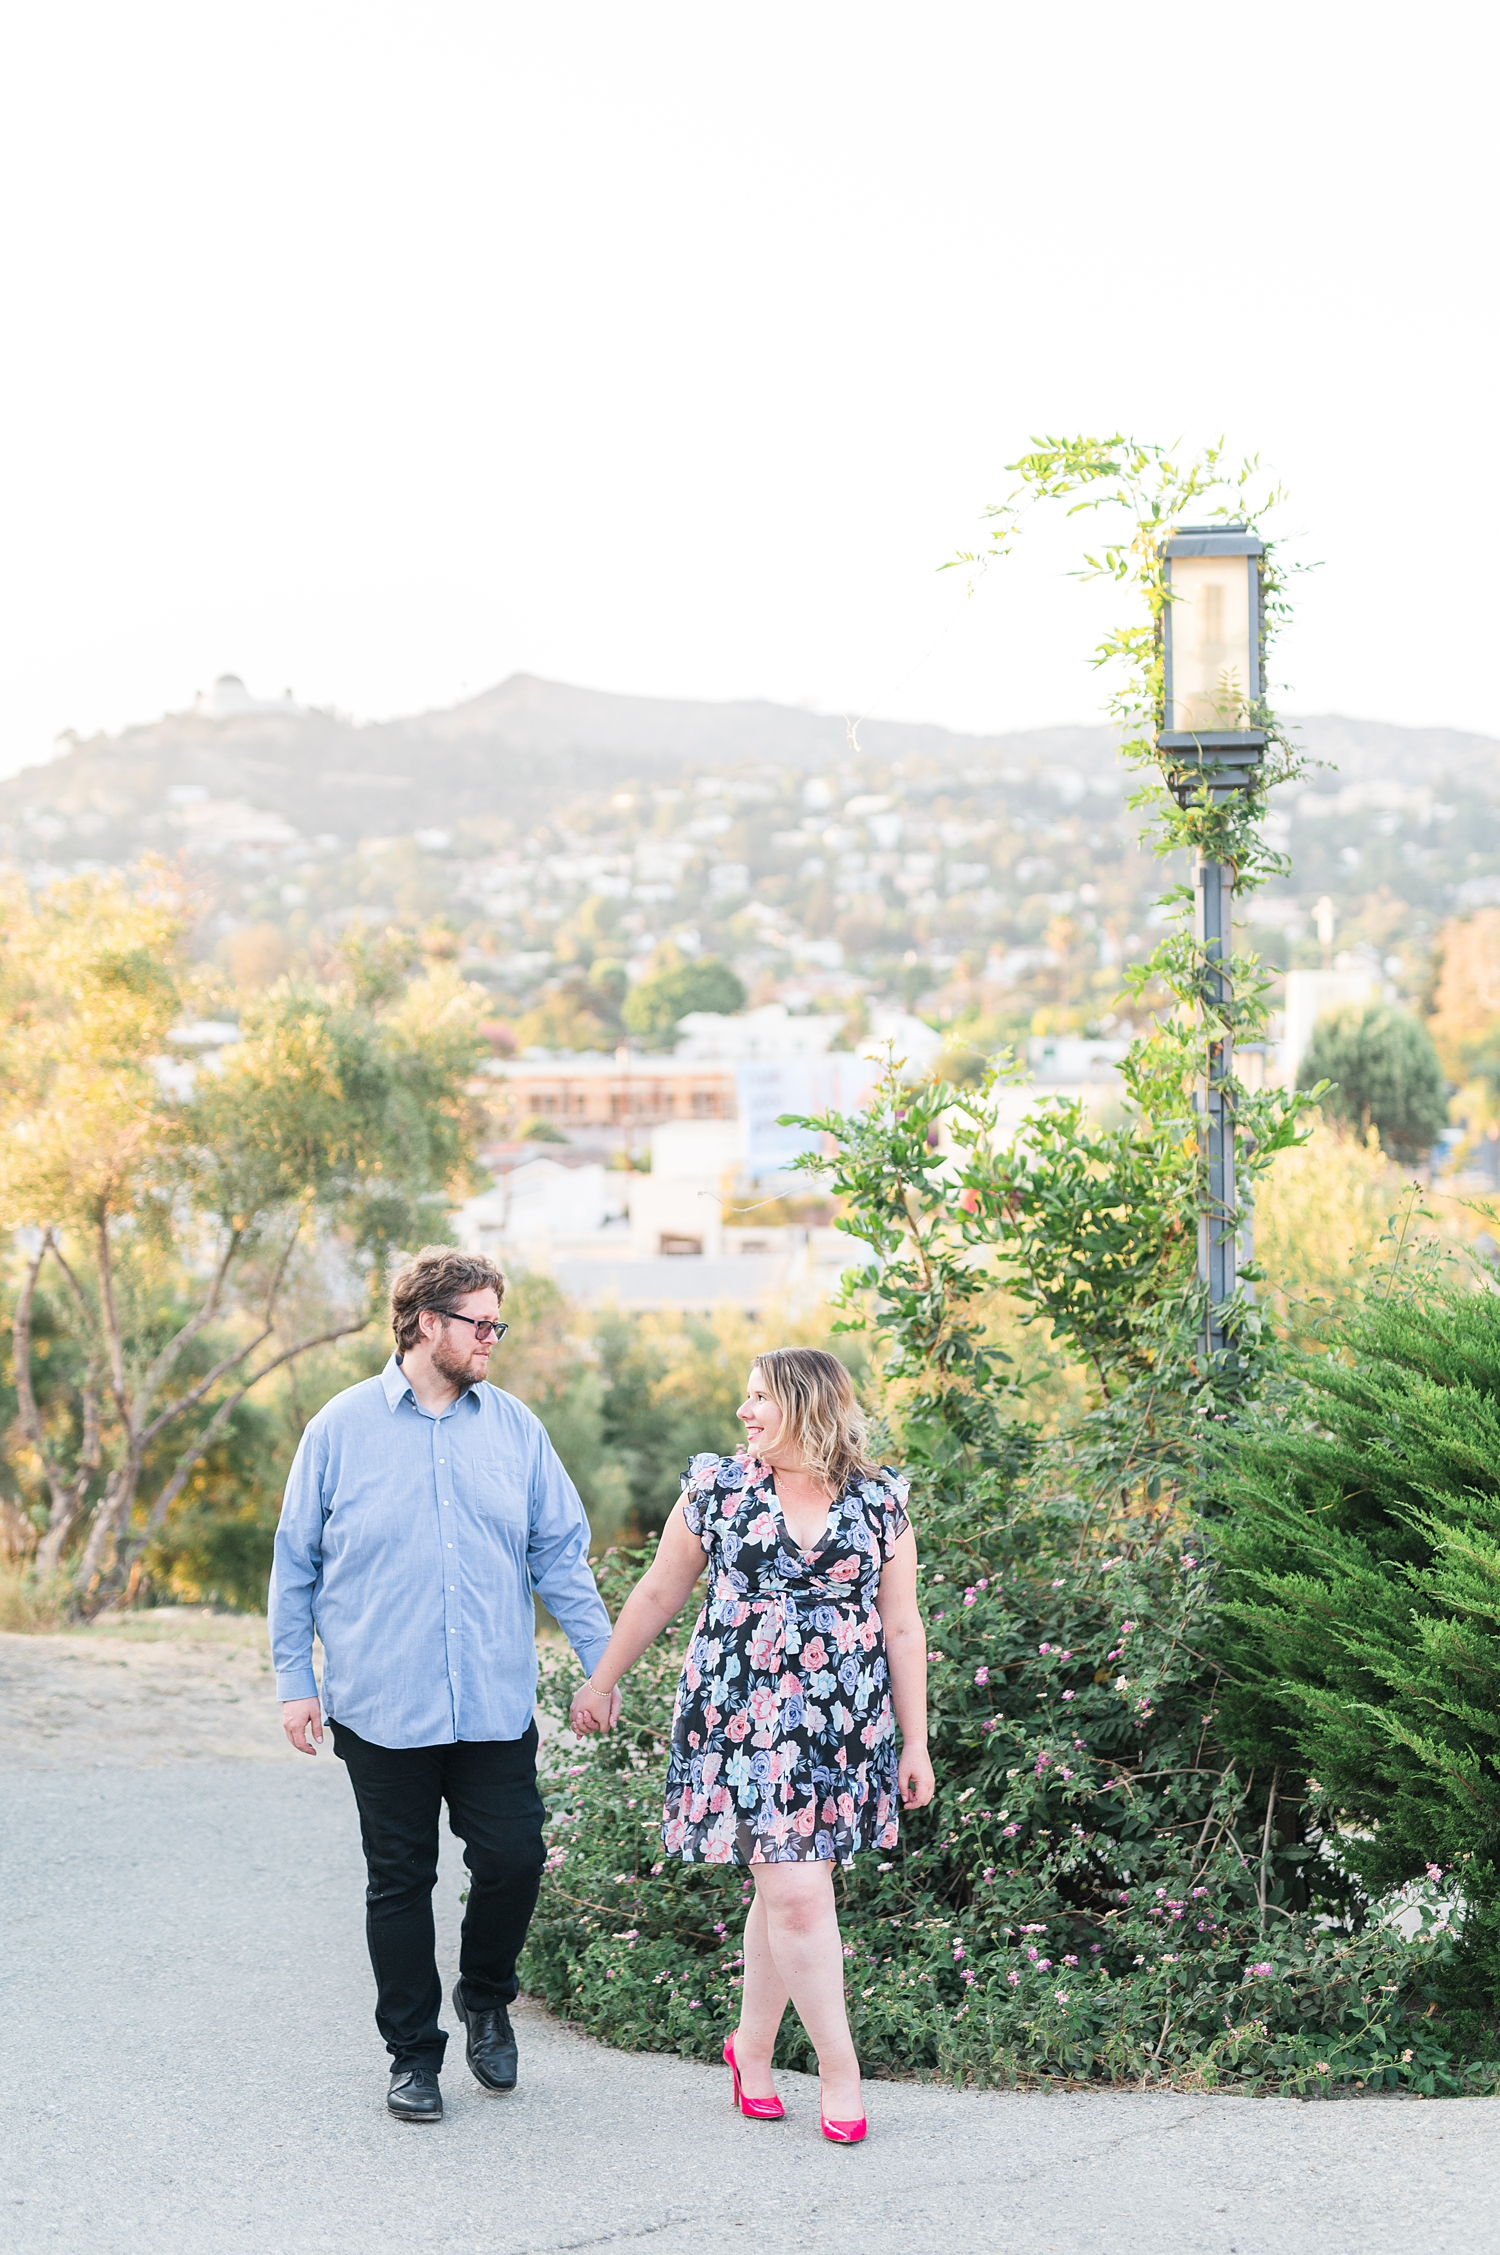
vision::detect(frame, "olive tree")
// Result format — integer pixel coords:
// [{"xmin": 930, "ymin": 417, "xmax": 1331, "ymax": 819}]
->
[{"xmin": 0, "ymin": 876, "xmax": 487, "ymax": 1601}]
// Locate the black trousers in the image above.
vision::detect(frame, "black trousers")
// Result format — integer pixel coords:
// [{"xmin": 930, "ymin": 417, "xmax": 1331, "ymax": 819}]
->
[{"xmin": 331, "ymin": 1720, "xmax": 546, "ymax": 2069}]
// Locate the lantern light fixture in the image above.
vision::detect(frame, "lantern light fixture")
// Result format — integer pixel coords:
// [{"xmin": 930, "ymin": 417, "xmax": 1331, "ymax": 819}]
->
[{"xmin": 1158, "ymin": 523, "xmax": 1266, "ymax": 805}]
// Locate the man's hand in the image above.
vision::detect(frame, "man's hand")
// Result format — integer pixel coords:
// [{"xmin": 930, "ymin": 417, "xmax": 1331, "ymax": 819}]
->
[
  {"xmin": 282, "ymin": 1697, "xmax": 324, "ymax": 1756},
  {"xmin": 568, "ymin": 1683, "xmax": 621, "ymax": 1736}
]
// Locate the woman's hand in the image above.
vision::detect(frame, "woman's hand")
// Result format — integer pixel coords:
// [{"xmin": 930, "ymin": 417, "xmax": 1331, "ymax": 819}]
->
[
  {"xmin": 569, "ymin": 1682, "xmax": 621, "ymax": 1736},
  {"xmin": 898, "ymin": 1740, "xmax": 935, "ymax": 1809}
]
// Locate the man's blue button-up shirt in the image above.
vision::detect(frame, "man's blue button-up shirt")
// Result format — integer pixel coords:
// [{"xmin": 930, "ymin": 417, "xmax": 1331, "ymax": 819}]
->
[{"xmin": 268, "ymin": 1355, "xmax": 611, "ymax": 1748}]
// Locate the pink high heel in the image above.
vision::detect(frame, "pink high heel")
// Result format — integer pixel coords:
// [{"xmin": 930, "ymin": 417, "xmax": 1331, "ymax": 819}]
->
[
  {"xmin": 820, "ymin": 2086, "xmax": 867, "ymax": 2143},
  {"xmin": 724, "ymin": 2036, "xmax": 785, "ymax": 2121}
]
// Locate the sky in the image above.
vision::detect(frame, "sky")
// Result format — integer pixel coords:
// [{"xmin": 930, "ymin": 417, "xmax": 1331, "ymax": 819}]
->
[{"xmin": 1, "ymin": 2, "xmax": 1495, "ymax": 778}]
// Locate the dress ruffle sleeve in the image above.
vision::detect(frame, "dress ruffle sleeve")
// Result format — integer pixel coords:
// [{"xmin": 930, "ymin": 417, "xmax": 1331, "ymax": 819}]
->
[
  {"xmin": 679, "ymin": 1451, "xmax": 727, "ymax": 1552},
  {"xmin": 875, "ymin": 1467, "xmax": 911, "ymax": 1559}
]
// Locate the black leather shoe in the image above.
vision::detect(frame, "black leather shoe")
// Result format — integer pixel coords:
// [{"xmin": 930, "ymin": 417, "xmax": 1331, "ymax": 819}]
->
[
  {"xmin": 387, "ymin": 2064, "xmax": 443, "ymax": 2122},
  {"xmin": 452, "ymin": 1982, "xmax": 519, "ymax": 2091}
]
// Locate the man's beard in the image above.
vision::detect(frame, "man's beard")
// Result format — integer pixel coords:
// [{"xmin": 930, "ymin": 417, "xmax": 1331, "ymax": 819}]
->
[{"xmin": 432, "ymin": 1337, "xmax": 483, "ymax": 1393}]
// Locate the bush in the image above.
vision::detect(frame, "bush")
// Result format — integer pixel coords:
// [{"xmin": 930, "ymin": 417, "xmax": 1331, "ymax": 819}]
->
[
  {"xmin": 1298, "ymin": 1002, "xmax": 1449, "ymax": 1164},
  {"xmin": 1212, "ymin": 1277, "xmax": 1500, "ymax": 2001},
  {"xmin": 526, "ymin": 1454, "xmax": 1486, "ymax": 2093}
]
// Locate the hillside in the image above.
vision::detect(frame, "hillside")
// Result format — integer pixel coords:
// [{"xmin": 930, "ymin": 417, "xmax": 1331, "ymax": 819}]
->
[{"xmin": 3, "ymin": 674, "xmax": 1498, "ymax": 1043}]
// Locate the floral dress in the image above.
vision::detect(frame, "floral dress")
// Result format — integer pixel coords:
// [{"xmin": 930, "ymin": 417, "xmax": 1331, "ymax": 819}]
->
[{"xmin": 662, "ymin": 1453, "xmax": 911, "ymax": 1867}]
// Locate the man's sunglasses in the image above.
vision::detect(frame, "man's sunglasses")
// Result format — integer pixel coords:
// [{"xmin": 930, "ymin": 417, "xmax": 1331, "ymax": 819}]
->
[{"xmin": 427, "ymin": 1307, "xmax": 509, "ymax": 1345}]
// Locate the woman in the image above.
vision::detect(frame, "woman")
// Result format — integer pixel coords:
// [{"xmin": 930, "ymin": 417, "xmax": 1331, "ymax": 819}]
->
[{"xmin": 569, "ymin": 1347, "xmax": 933, "ymax": 2143}]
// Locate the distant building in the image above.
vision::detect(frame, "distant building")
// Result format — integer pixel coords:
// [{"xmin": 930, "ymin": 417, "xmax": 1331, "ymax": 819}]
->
[
  {"xmin": 452, "ymin": 1117, "xmax": 872, "ymax": 1314},
  {"xmin": 483, "ymin": 1053, "xmax": 736, "ymax": 1136},
  {"xmin": 675, "ymin": 1003, "xmax": 839, "ymax": 1062},
  {"xmin": 192, "ymin": 674, "xmax": 305, "ymax": 720}
]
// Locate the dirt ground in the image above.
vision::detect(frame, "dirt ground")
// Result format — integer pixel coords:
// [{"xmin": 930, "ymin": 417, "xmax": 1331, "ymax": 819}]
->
[
  {"xmin": 0, "ymin": 1608, "xmax": 287, "ymax": 1769},
  {"xmin": 0, "ymin": 1609, "xmax": 564, "ymax": 1769}
]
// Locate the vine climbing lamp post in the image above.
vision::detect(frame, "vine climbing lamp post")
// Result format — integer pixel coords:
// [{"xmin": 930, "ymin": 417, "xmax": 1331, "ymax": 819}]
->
[{"xmin": 1157, "ymin": 523, "xmax": 1266, "ymax": 1360}]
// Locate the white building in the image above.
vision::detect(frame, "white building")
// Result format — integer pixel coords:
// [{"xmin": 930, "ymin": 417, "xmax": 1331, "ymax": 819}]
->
[{"xmin": 675, "ymin": 1004, "xmax": 839, "ymax": 1062}]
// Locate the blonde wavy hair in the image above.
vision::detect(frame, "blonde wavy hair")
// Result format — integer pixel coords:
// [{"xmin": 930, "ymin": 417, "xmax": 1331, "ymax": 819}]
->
[{"xmin": 749, "ymin": 1347, "xmax": 875, "ymax": 1494}]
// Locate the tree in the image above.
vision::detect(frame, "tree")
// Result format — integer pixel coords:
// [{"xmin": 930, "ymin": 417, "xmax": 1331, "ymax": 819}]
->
[
  {"xmin": 1427, "ymin": 909, "xmax": 1500, "ymax": 1087},
  {"xmin": 1298, "ymin": 1001, "xmax": 1449, "ymax": 1163},
  {"xmin": 621, "ymin": 955, "xmax": 745, "ymax": 1048},
  {"xmin": 0, "ymin": 872, "xmax": 487, "ymax": 1601}
]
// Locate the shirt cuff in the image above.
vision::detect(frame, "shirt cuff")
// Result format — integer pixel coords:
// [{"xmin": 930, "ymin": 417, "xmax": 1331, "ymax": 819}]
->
[
  {"xmin": 575, "ymin": 1637, "xmax": 610, "ymax": 1682},
  {"xmin": 276, "ymin": 1664, "xmax": 320, "ymax": 1703}
]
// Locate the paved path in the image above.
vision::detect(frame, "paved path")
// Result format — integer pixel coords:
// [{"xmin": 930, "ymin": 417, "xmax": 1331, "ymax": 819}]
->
[{"xmin": 3, "ymin": 1630, "xmax": 1499, "ymax": 2253}]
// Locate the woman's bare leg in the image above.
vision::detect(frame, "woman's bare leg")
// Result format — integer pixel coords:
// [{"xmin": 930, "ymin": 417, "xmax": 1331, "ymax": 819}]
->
[
  {"xmin": 732, "ymin": 1885, "xmax": 790, "ymax": 2099},
  {"xmin": 752, "ymin": 1863, "xmax": 861, "ymax": 2119}
]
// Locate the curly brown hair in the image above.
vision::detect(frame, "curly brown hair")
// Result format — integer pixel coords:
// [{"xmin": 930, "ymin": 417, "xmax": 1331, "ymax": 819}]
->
[{"xmin": 389, "ymin": 1245, "xmax": 507, "ymax": 1353}]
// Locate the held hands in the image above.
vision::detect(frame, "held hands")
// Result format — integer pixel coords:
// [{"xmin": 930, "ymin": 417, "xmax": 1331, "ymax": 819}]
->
[
  {"xmin": 898, "ymin": 1741, "xmax": 936, "ymax": 1810},
  {"xmin": 568, "ymin": 1681, "xmax": 622, "ymax": 1736}
]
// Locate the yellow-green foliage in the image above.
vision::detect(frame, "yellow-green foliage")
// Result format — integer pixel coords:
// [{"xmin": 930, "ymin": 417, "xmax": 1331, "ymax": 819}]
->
[
  {"xmin": 1253, "ymin": 1115, "xmax": 1489, "ymax": 1343},
  {"xmin": 0, "ymin": 1564, "xmax": 65, "ymax": 1633}
]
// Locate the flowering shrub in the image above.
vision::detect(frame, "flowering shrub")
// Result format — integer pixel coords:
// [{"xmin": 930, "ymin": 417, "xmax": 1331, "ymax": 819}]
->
[{"xmin": 525, "ymin": 1473, "xmax": 1490, "ymax": 2094}]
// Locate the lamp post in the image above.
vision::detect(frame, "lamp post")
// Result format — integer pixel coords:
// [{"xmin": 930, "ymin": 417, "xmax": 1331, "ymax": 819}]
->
[{"xmin": 1157, "ymin": 523, "xmax": 1267, "ymax": 1360}]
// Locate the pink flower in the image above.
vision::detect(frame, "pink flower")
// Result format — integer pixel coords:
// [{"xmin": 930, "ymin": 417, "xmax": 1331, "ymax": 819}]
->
[
  {"xmin": 1062, "ymin": 1691, "xmax": 1075, "ymax": 1702},
  {"xmin": 1247, "ymin": 1962, "xmax": 1273, "ymax": 1978},
  {"xmin": 974, "ymin": 1666, "xmax": 990, "ymax": 1686},
  {"xmin": 1427, "ymin": 1863, "xmax": 1444, "ymax": 1882},
  {"xmin": 964, "ymin": 1588, "xmax": 977, "ymax": 1606},
  {"xmin": 1007, "ymin": 1970, "xmax": 1020, "ymax": 1985}
]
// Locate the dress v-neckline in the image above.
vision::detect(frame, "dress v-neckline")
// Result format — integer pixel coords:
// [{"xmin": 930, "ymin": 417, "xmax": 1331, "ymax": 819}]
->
[{"xmin": 768, "ymin": 1470, "xmax": 840, "ymax": 1562}]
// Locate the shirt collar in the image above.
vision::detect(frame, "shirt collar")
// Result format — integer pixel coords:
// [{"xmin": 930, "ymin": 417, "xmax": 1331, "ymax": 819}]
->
[
  {"xmin": 380, "ymin": 1354, "xmax": 485, "ymax": 1416},
  {"xmin": 380, "ymin": 1354, "xmax": 414, "ymax": 1411}
]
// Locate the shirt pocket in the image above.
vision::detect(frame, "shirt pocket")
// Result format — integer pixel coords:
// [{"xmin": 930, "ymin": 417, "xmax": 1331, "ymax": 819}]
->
[{"xmin": 466, "ymin": 1453, "xmax": 530, "ymax": 1536}]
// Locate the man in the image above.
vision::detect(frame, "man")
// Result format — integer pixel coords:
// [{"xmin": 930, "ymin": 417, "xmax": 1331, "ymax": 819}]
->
[{"xmin": 270, "ymin": 1246, "xmax": 616, "ymax": 2124}]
